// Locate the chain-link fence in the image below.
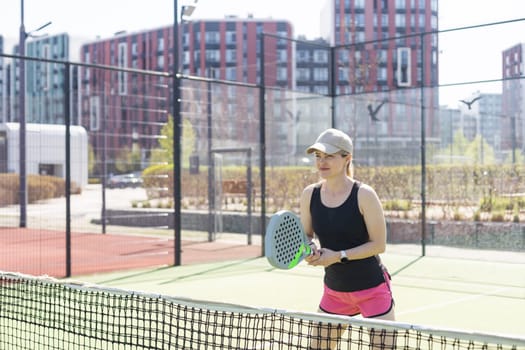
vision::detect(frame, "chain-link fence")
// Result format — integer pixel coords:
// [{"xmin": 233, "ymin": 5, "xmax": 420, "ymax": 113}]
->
[{"xmin": 0, "ymin": 18, "xmax": 524, "ymax": 277}]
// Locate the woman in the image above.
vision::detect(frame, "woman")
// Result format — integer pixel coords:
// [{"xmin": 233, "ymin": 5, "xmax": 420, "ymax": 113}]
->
[{"xmin": 300, "ymin": 128, "xmax": 395, "ymax": 349}]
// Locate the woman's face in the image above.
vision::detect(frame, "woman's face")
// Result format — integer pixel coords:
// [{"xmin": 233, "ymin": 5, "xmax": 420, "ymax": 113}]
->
[{"xmin": 313, "ymin": 151, "xmax": 349, "ymax": 178}]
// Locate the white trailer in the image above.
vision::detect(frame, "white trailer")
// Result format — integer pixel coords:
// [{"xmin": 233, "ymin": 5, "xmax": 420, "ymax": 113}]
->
[{"xmin": 0, "ymin": 123, "xmax": 88, "ymax": 188}]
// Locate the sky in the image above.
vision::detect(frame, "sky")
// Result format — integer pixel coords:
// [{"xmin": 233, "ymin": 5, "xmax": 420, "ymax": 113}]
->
[{"xmin": 1, "ymin": 0, "xmax": 524, "ymax": 107}]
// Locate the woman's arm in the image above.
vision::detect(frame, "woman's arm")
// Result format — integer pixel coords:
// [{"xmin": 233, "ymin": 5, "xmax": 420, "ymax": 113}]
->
[
  {"xmin": 300, "ymin": 184, "xmax": 322, "ymax": 262},
  {"xmin": 299, "ymin": 184, "xmax": 316, "ymax": 242},
  {"xmin": 346, "ymin": 183, "xmax": 387, "ymax": 258}
]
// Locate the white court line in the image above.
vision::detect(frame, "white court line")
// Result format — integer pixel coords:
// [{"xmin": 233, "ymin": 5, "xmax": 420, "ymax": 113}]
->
[
  {"xmin": 129, "ymin": 251, "xmax": 169, "ymax": 257},
  {"xmin": 398, "ymin": 286, "xmax": 512, "ymax": 316}
]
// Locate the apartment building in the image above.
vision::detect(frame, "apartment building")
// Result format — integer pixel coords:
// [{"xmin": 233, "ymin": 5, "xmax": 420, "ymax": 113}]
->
[
  {"xmin": 79, "ymin": 17, "xmax": 294, "ymax": 167},
  {"xmin": 295, "ymin": 36, "xmax": 331, "ymax": 95},
  {"xmin": 181, "ymin": 15, "xmax": 293, "ymax": 87},
  {"xmin": 7, "ymin": 33, "xmax": 71, "ymax": 125},
  {"xmin": 79, "ymin": 25, "xmax": 174, "ymax": 167},
  {"xmin": 25, "ymin": 33, "xmax": 70, "ymax": 124},
  {"xmin": 502, "ymin": 43, "xmax": 524, "ymax": 160},
  {"xmin": 318, "ymin": 0, "xmax": 440, "ymax": 165}
]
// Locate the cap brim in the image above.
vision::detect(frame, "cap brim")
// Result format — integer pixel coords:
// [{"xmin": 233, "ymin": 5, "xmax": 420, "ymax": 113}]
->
[{"xmin": 306, "ymin": 143, "xmax": 340, "ymax": 154}]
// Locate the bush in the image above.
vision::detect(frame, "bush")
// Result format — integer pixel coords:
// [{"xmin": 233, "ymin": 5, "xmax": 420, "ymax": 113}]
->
[
  {"xmin": 0, "ymin": 174, "xmax": 78, "ymax": 206},
  {"xmin": 138, "ymin": 163, "xmax": 524, "ymax": 222},
  {"xmin": 383, "ymin": 199, "xmax": 412, "ymax": 211}
]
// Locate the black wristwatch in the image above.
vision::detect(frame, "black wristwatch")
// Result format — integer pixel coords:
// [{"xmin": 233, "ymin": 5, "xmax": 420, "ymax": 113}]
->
[{"xmin": 340, "ymin": 250, "xmax": 349, "ymax": 263}]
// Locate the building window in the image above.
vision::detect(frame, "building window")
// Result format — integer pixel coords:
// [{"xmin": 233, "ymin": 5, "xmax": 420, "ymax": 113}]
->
[
  {"xmin": 313, "ymin": 50, "xmax": 328, "ymax": 63},
  {"xmin": 396, "ymin": 14, "xmax": 406, "ymax": 27},
  {"xmin": 338, "ymin": 67, "xmax": 349, "ymax": 81},
  {"xmin": 296, "ymin": 68, "xmax": 310, "ymax": 81},
  {"xmin": 338, "ymin": 50, "xmax": 349, "ymax": 62},
  {"xmin": 378, "ymin": 67, "xmax": 387, "ymax": 82},
  {"xmin": 226, "ymin": 67, "xmax": 236, "ymax": 81},
  {"xmin": 378, "ymin": 49, "xmax": 387, "ymax": 65},
  {"xmin": 355, "ymin": 14, "xmax": 365, "ymax": 26},
  {"xmin": 205, "ymin": 49, "xmax": 220, "ymax": 62},
  {"xmin": 314, "ymin": 85, "xmax": 329, "ymax": 95},
  {"xmin": 89, "ymin": 96, "xmax": 100, "ymax": 131},
  {"xmin": 397, "ymin": 47, "xmax": 411, "ymax": 87},
  {"xmin": 344, "ymin": 14, "xmax": 352, "ymax": 27},
  {"xmin": 277, "ymin": 31, "xmax": 288, "ymax": 45},
  {"xmin": 205, "ymin": 31, "xmax": 220, "ymax": 44},
  {"xmin": 117, "ymin": 42, "xmax": 128, "ymax": 95},
  {"xmin": 382, "ymin": 14, "xmax": 388, "ymax": 27},
  {"xmin": 355, "ymin": 31, "xmax": 365, "ymax": 43},
  {"xmin": 277, "ymin": 49, "xmax": 287, "ymax": 63},
  {"xmin": 277, "ymin": 67, "xmax": 287, "ymax": 81},
  {"xmin": 226, "ymin": 49, "xmax": 237, "ymax": 62},
  {"xmin": 313, "ymin": 68, "xmax": 328, "ymax": 81},
  {"xmin": 226, "ymin": 31, "xmax": 236, "ymax": 44},
  {"xmin": 183, "ymin": 51, "xmax": 190, "ymax": 66},
  {"xmin": 41, "ymin": 44, "xmax": 50, "ymax": 91},
  {"xmin": 297, "ymin": 50, "xmax": 310, "ymax": 63}
]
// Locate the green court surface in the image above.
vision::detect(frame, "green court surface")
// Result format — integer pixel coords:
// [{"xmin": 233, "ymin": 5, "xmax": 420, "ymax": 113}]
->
[{"xmin": 75, "ymin": 247, "xmax": 525, "ymax": 339}]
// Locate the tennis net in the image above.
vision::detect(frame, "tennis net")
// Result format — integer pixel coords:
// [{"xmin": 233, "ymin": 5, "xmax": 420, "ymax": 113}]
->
[{"xmin": 1, "ymin": 271, "xmax": 523, "ymax": 350}]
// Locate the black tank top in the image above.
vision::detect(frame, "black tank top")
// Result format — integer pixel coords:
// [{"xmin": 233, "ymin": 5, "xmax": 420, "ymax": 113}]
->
[{"xmin": 310, "ymin": 181, "xmax": 385, "ymax": 292}]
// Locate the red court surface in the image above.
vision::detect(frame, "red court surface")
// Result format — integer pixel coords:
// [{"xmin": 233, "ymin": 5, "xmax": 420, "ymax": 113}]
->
[{"xmin": 0, "ymin": 228, "xmax": 261, "ymax": 278}]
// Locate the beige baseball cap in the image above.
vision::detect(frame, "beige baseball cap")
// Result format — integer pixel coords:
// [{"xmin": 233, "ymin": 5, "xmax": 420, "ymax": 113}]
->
[{"xmin": 306, "ymin": 128, "xmax": 353, "ymax": 155}]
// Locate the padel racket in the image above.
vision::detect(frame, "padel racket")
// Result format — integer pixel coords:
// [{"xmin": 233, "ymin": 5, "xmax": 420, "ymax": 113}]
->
[{"xmin": 265, "ymin": 210, "xmax": 313, "ymax": 269}]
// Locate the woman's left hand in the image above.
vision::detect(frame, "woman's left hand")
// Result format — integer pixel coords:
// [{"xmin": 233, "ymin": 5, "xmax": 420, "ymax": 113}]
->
[{"xmin": 306, "ymin": 248, "xmax": 339, "ymax": 267}]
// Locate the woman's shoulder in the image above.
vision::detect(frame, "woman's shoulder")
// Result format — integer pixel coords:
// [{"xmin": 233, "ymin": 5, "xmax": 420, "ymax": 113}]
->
[
  {"xmin": 302, "ymin": 181, "xmax": 322, "ymax": 196},
  {"xmin": 355, "ymin": 181, "xmax": 380, "ymax": 202},
  {"xmin": 304, "ymin": 181, "xmax": 323, "ymax": 191}
]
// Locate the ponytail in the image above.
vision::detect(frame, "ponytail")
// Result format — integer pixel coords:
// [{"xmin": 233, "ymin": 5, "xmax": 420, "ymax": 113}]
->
[{"xmin": 346, "ymin": 161, "xmax": 354, "ymax": 178}]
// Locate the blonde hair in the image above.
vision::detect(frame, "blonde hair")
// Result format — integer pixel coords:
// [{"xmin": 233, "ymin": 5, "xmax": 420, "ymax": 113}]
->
[
  {"xmin": 347, "ymin": 162, "xmax": 354, "ymax": 177},
  {"xmin": 340, "ymin": 152, "xmax": 354, "ymax": 177}
]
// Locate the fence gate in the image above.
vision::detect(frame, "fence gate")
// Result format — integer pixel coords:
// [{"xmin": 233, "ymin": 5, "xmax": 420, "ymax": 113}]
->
[{"xmin": 209, "ymin": 148, "xmax": 253, "ymax": 244}]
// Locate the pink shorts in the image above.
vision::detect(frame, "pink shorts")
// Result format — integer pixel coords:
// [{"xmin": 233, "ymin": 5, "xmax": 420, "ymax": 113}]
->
[{"xmin": 319, "ymin": 272, "xmax": 394, "ymax": 318}]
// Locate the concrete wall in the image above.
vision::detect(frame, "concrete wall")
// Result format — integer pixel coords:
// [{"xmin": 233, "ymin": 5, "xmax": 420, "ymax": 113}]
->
[{"xmin": 95, "ymin": 209, "xmax": 525, "ymax": 251}]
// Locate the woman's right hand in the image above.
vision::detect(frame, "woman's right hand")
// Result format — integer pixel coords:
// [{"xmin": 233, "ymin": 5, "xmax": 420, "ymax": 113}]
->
[{"xmin": 305, "ymin": 241, "xmax": 321, "ymax": 264}]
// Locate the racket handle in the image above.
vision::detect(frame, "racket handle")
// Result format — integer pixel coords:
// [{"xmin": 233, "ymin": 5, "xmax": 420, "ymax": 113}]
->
[{"xmin": 287, "ymin": 243, "xmax": 311, "ymax": 268}]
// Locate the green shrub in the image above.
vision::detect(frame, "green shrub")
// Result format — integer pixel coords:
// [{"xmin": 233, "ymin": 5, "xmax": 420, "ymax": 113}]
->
[
  {"xmin": 0, "ymin": 174, "xmax": 79, "ymax": 206},
  {"xmin": 490, "ymin": 211, "xmax": 505, "ymax": 222},
  {"xmin": 137, "ymin": 162, "xmax": 524, "ymax": 222},
  {"xmin": 383, "ymin": 199, "xmax": 412, "ymax": 211}
]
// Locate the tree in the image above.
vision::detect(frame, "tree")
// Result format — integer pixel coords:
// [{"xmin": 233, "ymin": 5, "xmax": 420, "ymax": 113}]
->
[
  {"xmin": 151, "ymin": 115, "xmax": 196, "ymax": 167},
  {"xmin": 87, "ymin": 143, "xmax": 96, "ymax": 176},
  {"xmin": 114, "ymin": 146, "xmax": 142, "ymax": 173},
  {"xmin": 465, "ymin": 135, "xmax": 496, "ymax": 165},
  {"xmin": 451, "ymin": 130, "xmax": 469, "ymax": 159}
]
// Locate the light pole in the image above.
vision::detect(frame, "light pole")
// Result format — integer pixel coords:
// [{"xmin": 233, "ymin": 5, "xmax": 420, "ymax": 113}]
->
[
  {"xmin": 18, "ymin": 0, "xmax": 51, "ymax": 227},
  {"xmin": 180, "ymin": 2, "xmax": 197, "ymax": 74},
  {"xmin": 419, "ymin": 32, "xmax": 426, "ymax": 257},
  {"xmin": 173, "ymin": 0, "xmax": 197, "ymax": 266},
  {"xmin": 18, "ymin": 0, "xmax": 27, "ymax": 228}
]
